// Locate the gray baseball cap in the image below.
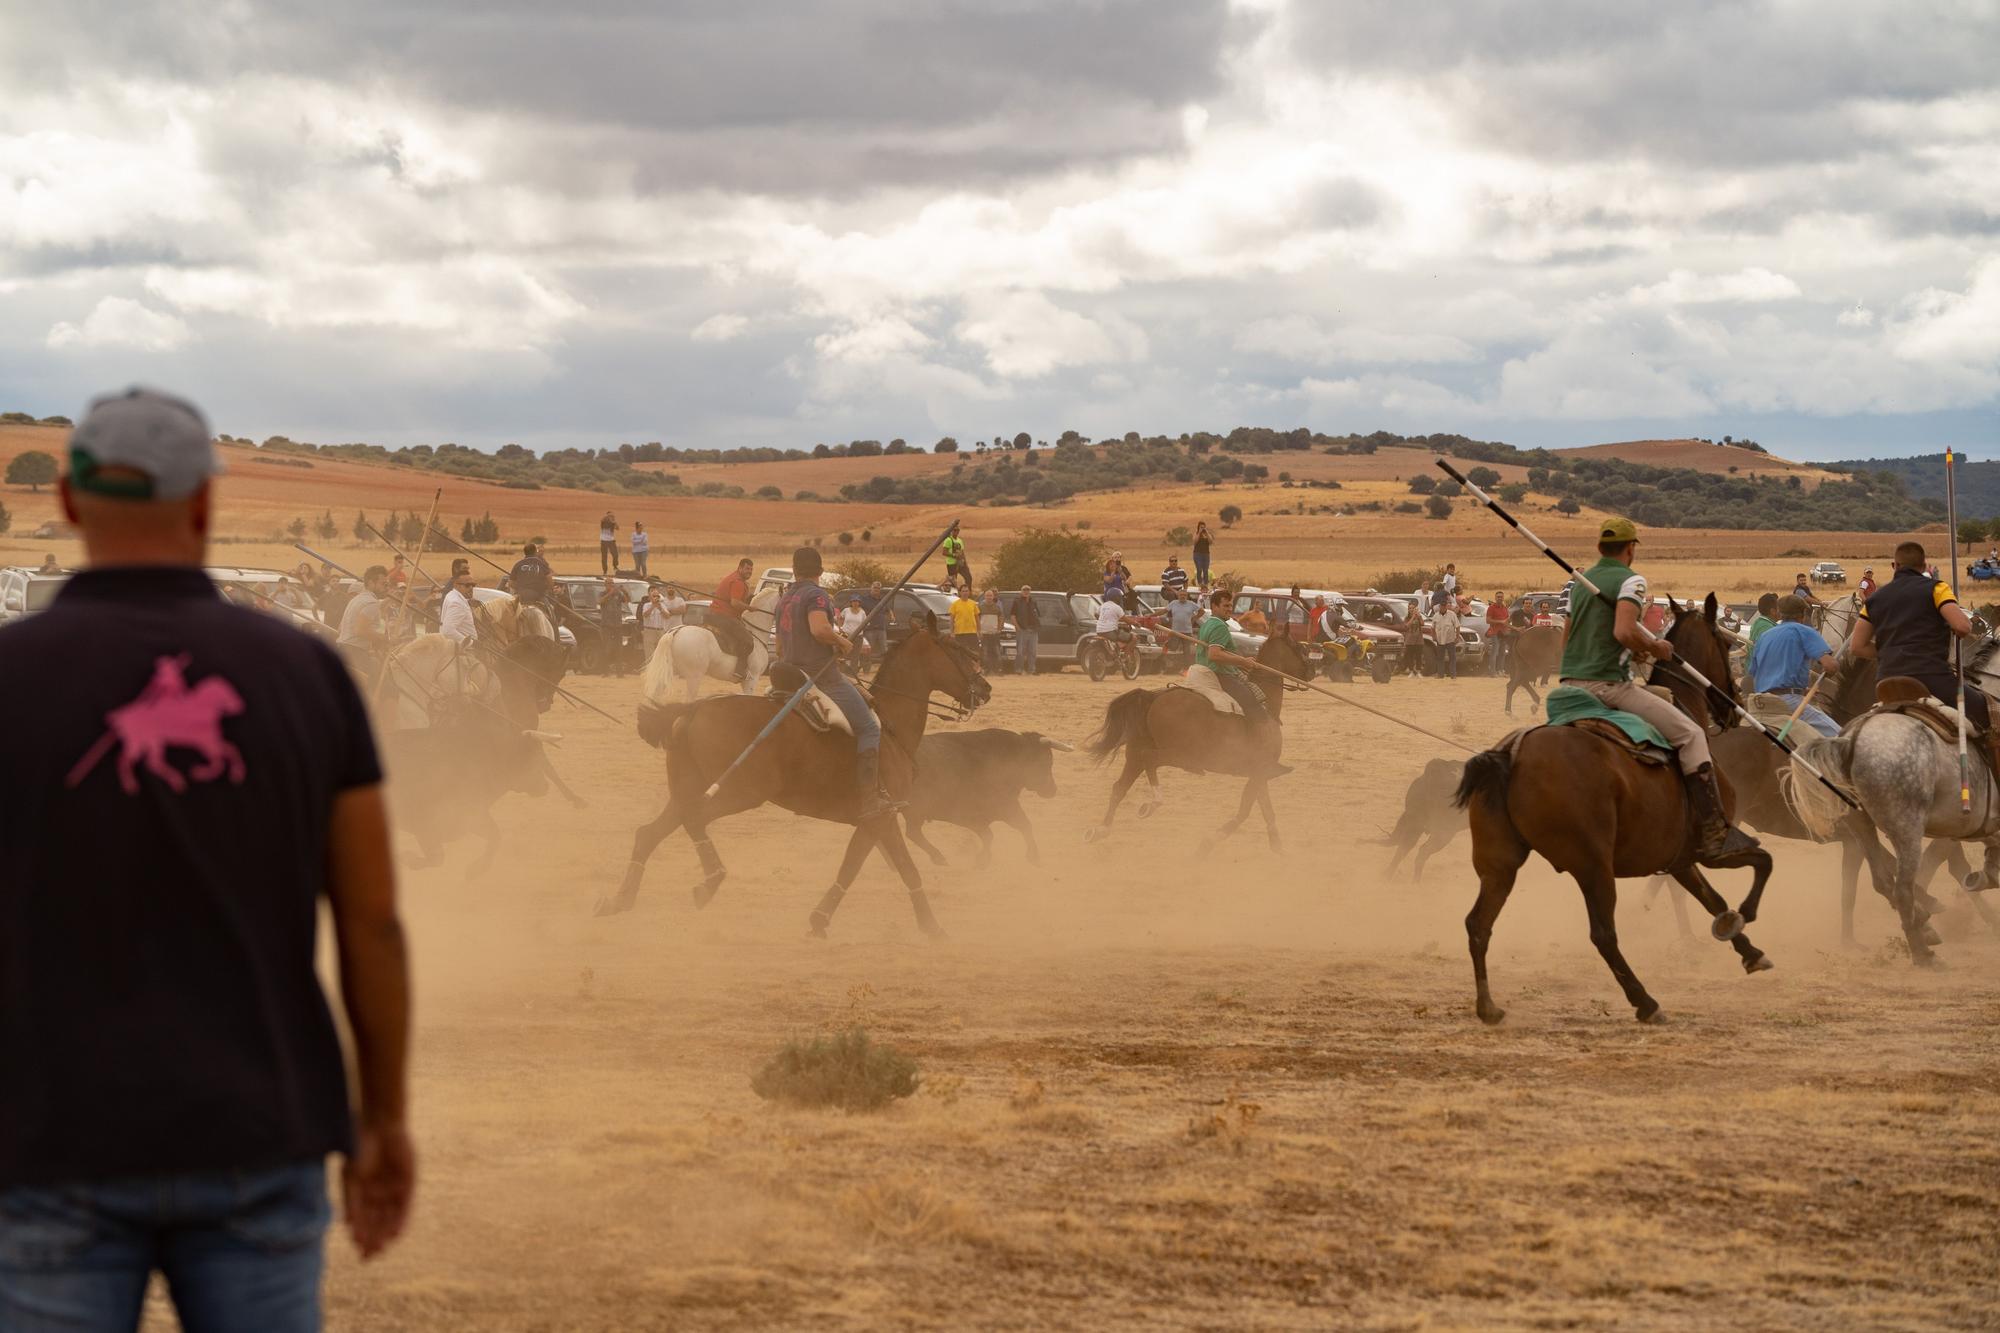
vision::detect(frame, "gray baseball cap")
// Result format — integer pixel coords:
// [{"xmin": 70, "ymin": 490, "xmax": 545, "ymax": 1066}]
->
[{"xmin": 68, "ymin": 386, "xmax": 223, "ymax": 501}]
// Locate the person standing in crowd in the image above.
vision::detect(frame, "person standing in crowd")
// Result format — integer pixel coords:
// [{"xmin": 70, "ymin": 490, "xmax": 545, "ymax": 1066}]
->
[
  {"xmin": 629, "ymin": 520, "xmax": 649, "ymax": 578},
  {"xmin": 439, "ymin": 562, "xmax": 479, "ymax": 644},
  {"xmin": 1748, "ymin": 596, "xmax": 1839, "ymax": 737},
  {"xmin": 1746, "ymin": 592, "xmax": 1781, "ymax": 647},
  {"xmin": 0, "ymin": 388, "xmax": 413, "ymax": 1328},
  {"xmin": 860, "ymin": 580, "xmax": 888, "ymax": 660},
  {"xmin": 1165, "ymin": 584, "xmax": 1202, "ymax": 643},
  {"xmin": 640, "ymin": 588, "xmax": 674, "ymax": 661},
  {"xmin": 1433, "ymin": 598, "xmax": 1463, "ymax": 679},
  {"xmin": 1009, "ymin": 585, "xmax": 1041, "ymax": 675},
  {"xmin": 949, "ymin": 584, "xmax": 981, "ymax": 658},
  {"xmin": 837, "ymin": 594, "xmax": 870, "ymax": 664},
  {"xmin": 1192, "ymin": 521, "xmax": 1212, "ymax": 587},
  {"xmin": 338, "ymin": 564, "xmax": 392, "ymax": 666},
  {"xmin": 941, "ymin": 529, "xmax": 968, "ymax": 589},
  {"xmin": 978, "ymin": 589, "xmax": 1004, "ymax": 674},
  {"xmin": 598, "ymin": 574, "xmax": 631, "ymax": 676},
  {"xmin": 1401, "ymin": 606, "xmax": 1426, "ymax": 676},
  {"xmin": 37, "ymin": 553, "xmax": 61, "ymax": 575},
  {"xmin": 598, "ymin": 510, "xmax": 618, "ymax": 574},
  {"xmin": 1283, "ymin": 585, "xmax": 1307, "ymax": 639},
  {"xmin": 707, "ymin": 557, "xmax": 757, "ymax": 683},
  {"xmin": 1484, "ymin": 591, "xmax": 1512, "ymax": 676},
  {"xmin": 1858, "ymin": 567, "xmax": 1877, "ymax": 601},
  {"xmin": 1161, "ymin": 555, "xmax": 1188, "ymax": 597},
  {"xmin": 387, "ymin": 554, "xmax": 408, "ymax": 591},
  {"xmin": 1437, "ymin": 562, "xmax": 1459, "ymax": 608}
]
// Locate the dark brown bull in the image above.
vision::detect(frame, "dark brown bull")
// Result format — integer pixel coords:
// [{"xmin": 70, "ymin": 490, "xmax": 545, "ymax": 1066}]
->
[
  {"xmin": 1503, "ymin": 624, "xmax": 1562, "ymax": 716},
  {"xmin": 904, "ymin": 729, "xmax": 1067, "ymax": 867},
  {"xmin": 1383, "ymin": 757, "xmax": 1465, "ymax": 879}
]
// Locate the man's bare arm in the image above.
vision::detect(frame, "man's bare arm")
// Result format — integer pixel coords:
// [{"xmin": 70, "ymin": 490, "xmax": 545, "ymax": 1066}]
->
[{"xmin": 328, "ymin": 785, "xmax": 414, "ymax": 1259}]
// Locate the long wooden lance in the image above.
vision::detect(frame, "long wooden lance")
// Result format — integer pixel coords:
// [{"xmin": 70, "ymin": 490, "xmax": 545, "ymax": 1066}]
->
[
  {"xmin": 1435, "ymin": 458, "xmax": 1859, "ymax": 810},
  {"xmin": 1146, "ymin": 623, "xmax": 1480, "ymax": 754},
  {"xmin": 1947, "ymin": 447, "xmax": 1972, "ymax": 810},
  {"xmin": 701, "ymin": 520, "xmax": 961, "ymax": 801},
  {"xmin": 373, "ymin": 488, "xmax": 442, "ymax": 698}
]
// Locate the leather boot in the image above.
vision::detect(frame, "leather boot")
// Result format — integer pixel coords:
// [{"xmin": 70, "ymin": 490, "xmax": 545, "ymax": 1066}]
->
[
  {"xmin": 855, "ymin": 748, "xmax": 904, "ymax": 821},
  {"xmin": 1685, "ymin": 762, "xmax": 1760, "ymax": 862}
]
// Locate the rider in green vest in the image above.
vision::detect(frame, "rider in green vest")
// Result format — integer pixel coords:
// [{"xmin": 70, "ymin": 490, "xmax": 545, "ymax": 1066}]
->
[{"xmin": 1560, "ymin": 517, "xmax": 1759, "ymax": 862}]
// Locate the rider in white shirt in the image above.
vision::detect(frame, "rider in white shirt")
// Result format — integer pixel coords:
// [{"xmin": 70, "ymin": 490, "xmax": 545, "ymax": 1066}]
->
[{"xmin": 439, "ymin": 570, "xmax": 479, "ymax": 644}]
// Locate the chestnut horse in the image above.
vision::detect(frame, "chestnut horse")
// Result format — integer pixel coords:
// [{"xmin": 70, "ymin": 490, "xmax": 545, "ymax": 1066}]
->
[
  {"xmin": 1083, "ymin": 634, "xmax": 1309, "ymax": 852},
  {"xmin": 595, "ymin": 628, "xmax": 991, "ymax": 937},
  {"xmin": 1454, "ymin": 594, "xmax": 1775, "ymax": 1023}
]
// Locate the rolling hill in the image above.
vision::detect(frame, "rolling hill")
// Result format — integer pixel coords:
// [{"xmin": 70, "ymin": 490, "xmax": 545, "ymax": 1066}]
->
[{"xmin": 1828, "ymin": 454, "xmax": 2000, "ymax": 519}]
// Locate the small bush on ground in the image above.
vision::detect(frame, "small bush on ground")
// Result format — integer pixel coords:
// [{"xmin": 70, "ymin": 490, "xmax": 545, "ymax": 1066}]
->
[
  {"xmin": 828, "ymin": 556, "xmax": 896, "ymax": 591},
  {"xmin": 751, "ymin": 1029, "xmax": 918, "ymax": 1111},
  {"xmin": 1218, "ymin": 504, "xmax": 1243, "ymax": 526},
  {"xmin": 1370, "ymin": 565, "xmax": 1447, "ymax": 594},
  {"xmin": 1425, "ymin": 495, "xmax": 1452, "ymax": 520},
  {"xmin": 1164, "ymin": 525, "xmax": 1193, "ymax": 545}
]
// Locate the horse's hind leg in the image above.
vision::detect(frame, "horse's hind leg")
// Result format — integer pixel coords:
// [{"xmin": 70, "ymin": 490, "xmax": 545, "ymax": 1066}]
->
[
  {"xmin": 904, "ymin": 815, "xmax": 949, "ymax": 867},
  {"xmin": 1256, "ymin": 784, "xmax": 1281, "ymax": 853},
  {"xmin": 1465, "ymin": 810, "xmax": 1528, "ymax": 1025},
  {"xmin": 1136, "ymin": 770, "xmax": 1163, "ymax": 819},
  {"xmin": 1885, "ymin": 823, "xmax": 1939, "ymax": 965},
  {"xmin": 1198, "ymin": 777, "xmax": 1263, "ymax": 857},
  {"xmin": 1085, "ymin": 750, "xmax": 1146, "ymax": 843},
  {"xmin": 809, "ymin": 826, "xmax": 878, "ymax": 938},
  {"xmin": 1578, "ymin": 873, "xmax": 1661, "ymax": 1022}
]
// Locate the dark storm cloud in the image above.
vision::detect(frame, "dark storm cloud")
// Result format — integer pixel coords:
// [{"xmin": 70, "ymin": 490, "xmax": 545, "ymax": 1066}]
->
[
  {"xmin": 8, "ymin": 0, "xmax": 1255, "ymax": 193},
  {"xmin": 1288, "ymin": 0, "xmax": 1999, "ymax": 170}
]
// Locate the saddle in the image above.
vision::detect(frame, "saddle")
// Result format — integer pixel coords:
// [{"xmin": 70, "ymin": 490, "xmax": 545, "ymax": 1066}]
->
[
  {"xmin": 1503, "ymin": 720, "xmax": 1673, "ymax": 767},
  {"xmin": 1171, "ymin": 664, "xmax": 1243, "ymax": 716},
  {"xmin": 767, "ymin": 662, "xmax": 872, "ymax": 737}
]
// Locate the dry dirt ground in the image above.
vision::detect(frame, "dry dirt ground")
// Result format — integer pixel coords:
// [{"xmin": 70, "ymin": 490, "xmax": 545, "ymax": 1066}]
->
[{"xmin": 135, "ymin": 665, "xmax": 2000, "ymax": 1330}]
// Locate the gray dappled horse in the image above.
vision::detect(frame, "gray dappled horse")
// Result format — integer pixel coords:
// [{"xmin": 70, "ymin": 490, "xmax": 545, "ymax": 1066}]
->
[{"xmin": 1787, "ymin": 642, "xmax": 2000, "ymax": 965}]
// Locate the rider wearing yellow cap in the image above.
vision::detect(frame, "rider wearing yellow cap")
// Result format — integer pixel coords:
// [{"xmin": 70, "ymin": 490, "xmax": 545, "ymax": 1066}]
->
[{"xmin": 1559, "ymin": 516, "xmax": 1759, "ymax": 861}]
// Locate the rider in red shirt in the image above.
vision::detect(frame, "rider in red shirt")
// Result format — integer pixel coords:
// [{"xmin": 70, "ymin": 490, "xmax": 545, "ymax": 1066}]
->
[{"xmin": 708, "ymin": 558, "xmax": 756, "ymax": 682}]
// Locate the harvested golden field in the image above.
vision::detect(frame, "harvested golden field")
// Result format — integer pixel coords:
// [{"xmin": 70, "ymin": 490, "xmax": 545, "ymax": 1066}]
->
[
  {"xmin": 272, "ymin": 669, "xmax": 2000, "ymax": 1331},
  {"xmin": 0, "ymin": 424, "xmax": 1929, "ymax": 602}
]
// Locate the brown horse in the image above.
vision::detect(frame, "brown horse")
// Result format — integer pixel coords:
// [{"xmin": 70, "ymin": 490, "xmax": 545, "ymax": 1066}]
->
[
  {"xmin": 1454, "ymin": 594, "xmax": 1775, "ymax": 1023},
  {"xmin": 594, "ymin": 628, "xmax": 991, "ymax": 937},
  {"xmin": 1083, "ymin": 634, "xmax": 1309, "ymax": 852}
]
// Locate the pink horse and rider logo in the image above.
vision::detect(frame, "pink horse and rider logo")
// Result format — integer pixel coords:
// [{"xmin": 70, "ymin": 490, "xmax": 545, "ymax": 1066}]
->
[{"xmin": 66, "ymin": 654, "xmax": 248, "ymax": 795}]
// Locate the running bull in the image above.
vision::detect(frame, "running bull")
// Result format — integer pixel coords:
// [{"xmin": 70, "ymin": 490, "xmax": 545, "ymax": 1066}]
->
[{"xmin": 904, "ymin": 728, "xmax": 1069, "ymax": 867}]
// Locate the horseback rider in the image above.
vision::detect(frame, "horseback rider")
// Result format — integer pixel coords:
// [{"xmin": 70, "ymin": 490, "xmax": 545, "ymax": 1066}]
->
[
  {"xmin": 1748, "ymin": 595, "xmax": 1839, "ymax": 738},
  {"xmin": 776, "ymin": 547, "xmax": 897, "ymax": 819},
  {"xmin": 1559, "ymin": 517, "xmax": 1760, "ymax": 861},
  {"xmin": 1850, "ymin": 540, "xmax": 1990, "ymax": 737},
  {"xmin": 506, "ymin": 541, "xmax": 554, "ymax": 611},
  {"xmin": 707, "ymin": 557, "xmax": 758, "ymax": 683},
  {"xmin": 1192, "ymin": 587, "xmax": 1290, "ymax": 776}
]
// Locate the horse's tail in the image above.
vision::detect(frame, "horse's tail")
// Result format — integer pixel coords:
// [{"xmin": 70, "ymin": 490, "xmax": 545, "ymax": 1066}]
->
[
  {"xmin": 1087, "ymin": 689, "xmax": 1154, "ymax": 763},
  {"xmin": 637, "ymin": 700, "xmax": 695, "ymax": 750},
  {"xmin": 1453, "ymin": 746, "xmax": 1513, "ymax": 816},
  {"xmin": 1783, "ymin": 731, "xmax": 1858, "ymax": 842},
  {"xmin": 640, "ymin": 628, "xmax": 680, "ymax": 706}
]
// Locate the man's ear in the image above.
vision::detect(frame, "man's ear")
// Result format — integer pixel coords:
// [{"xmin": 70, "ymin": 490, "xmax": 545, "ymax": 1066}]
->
[
  {"xmin": 189, "ymin": 483, "xmax": 212, "ymax": 539},
  {"xmin": 58, "ymin": 476, "xmax": 78, "ymax": 524}
]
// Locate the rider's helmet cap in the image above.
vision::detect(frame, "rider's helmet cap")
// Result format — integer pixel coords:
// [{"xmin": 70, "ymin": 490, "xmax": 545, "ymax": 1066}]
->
[
  {"xmin": 1598, "ymin": 517, "xmax": 1639, "ymax": 545},
  {"xmin": 67, "ymin": 386, "xmax": 223, "ymax": 502}
]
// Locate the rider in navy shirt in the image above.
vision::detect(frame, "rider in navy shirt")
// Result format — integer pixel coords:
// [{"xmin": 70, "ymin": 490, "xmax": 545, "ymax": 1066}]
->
[
  {"xmin": 777, "ymin": 546, "xmax": 896, "ymax": 817},
  {"xmin": 0, "ymin": 388, "xmax": 414, "ymax": 1328}
]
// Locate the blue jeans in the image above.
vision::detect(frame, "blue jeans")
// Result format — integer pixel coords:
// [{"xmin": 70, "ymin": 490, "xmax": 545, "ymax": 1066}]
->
[
  {"xmin": 816, "ymin": 669, "xmax": 880, "ymax": 752},
  {"xmin": 1014, "ymin": 630, "xmax": 1038, "ymax": 674},
  {"xmin": 1440, "ymin": 644, "xmax": 1459, "ymax": 678},
  {"xmin": 0, "ymin": 1160, "xmax": 329, "ymax": 1332},
  {"xmin": 1767, "ymin": 693, "xmax": 1839, "ymax": 739}
]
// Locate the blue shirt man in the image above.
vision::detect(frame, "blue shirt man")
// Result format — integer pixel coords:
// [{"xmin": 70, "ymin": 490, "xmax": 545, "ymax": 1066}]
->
[{"xmin": 1749, "ymin": 597, "xmax": 1838, "ymax": 737}]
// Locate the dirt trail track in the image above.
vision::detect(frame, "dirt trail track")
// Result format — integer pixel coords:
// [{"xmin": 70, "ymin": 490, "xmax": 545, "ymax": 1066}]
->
[{"xmin": 202, "ymin": 671, "xmax": 1998, "ymax": 1329}]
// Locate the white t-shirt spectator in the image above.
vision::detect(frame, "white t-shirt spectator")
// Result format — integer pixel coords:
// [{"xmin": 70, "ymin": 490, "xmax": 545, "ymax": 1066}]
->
[
  {"xmin": 631, "ymin": 528, "xmax": 649, "ymax": 556},
  {"xmin": 1095, "ymin": 600, "xmax": 1125, "ymax": 634},
  {"xmin": 1433, "ymin": 607, "xmax": 1462, "ymax": 645},
  {"xmin": 1439, "ymin": 571, "xmax": 1458, "ymax": 600},
  {"xmin": 439, "ymin": 587, "xmax": 478, "ymax": 643},
  {"xmin": 838, "ymin": 605, "xmax": 869, "ymax": 637}
]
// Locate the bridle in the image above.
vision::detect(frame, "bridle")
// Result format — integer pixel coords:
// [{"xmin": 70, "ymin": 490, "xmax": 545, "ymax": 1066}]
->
[{"xmin": 867, "ymin": 632, "xmax": 988, "ymax": 723}]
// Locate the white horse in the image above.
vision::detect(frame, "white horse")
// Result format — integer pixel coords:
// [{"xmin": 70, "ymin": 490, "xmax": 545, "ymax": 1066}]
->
[
  {"xmin": 378, "ymin": 595, "xmax": 558, "ymax": 730},
  {"xmin": 640, "ymin": 587, "xmax": 779, "ymax": 704}
]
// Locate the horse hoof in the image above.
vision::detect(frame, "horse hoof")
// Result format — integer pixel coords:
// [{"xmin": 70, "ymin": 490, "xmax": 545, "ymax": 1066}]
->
[
  {"xmin": 1966, "ymin": 871, "xmax": 1998, "ymax": 893},
  {"xmin": 1920, "ymin": 924, "xmax": 1943, "ymax": 948},
  {"xmin": 691, "ymin": 872, "xmax": 726, "ymax": 909},
  {"xmin": 1637, "ymin": 1006, "xmax": 1667, "ymax": 1024},
  {"xmin": 591, "ymin": 891, "xmax": 633, "ymax": 918},
  {"xmin": 1917, "ymin": 891, "xmax": 1945, "ymax": 916},
  {"xmin": 1911, "ymin": 952, "xmax": 1944, "ymax": 970},
  {"xmin": 806, "ymin": 915, "xmax": 829, "ymax": 939},
  {"xmin": 1711, "ymin": 911, "xmax": 1745, "ymax": 941},
  {"xmin": 1083, "ymin": 826, "xmax": 1107, "ymax": 844},
  {"xmin": 1476, "ymin": 1003, "xmax": 1505, "ymax": 1026},
  {"xmin": 1743, "ymin": 953, "xmax": 1775, "ymax": 974}
]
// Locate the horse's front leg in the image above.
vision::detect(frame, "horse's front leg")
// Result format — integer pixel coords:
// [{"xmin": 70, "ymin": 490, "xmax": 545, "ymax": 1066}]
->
[
  {"xmin": 1668, "ymin": 862, "xmax": 1774, "ymax": 974},
  {"xmin": 595, "ymin": 793, "xmax": 684, "ymax": 916},
  {"xmin": 808, "ymin": 825, "xmax": 879, "ymax": 938},
  {"xmin": 1085, "ymin": 750, "xmax": 1146, "ymax": 843},
  {"xmin": 1256, "ymin": 782, "xmax": 1281, "ymax": 853},
  {"xmin": 1197, "ymin": 776, "xmax": 1263, "ymax": 857}
]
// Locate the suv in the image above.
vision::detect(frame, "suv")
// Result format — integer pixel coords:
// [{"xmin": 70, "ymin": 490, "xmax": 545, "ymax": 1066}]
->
[
  {"xmin": 1809, "ymin": 561, "xmax": 1846, "ymax": 585},
  {"xmin": 0, "ymin": 567, "xmax": 69, "ymax": 625}
]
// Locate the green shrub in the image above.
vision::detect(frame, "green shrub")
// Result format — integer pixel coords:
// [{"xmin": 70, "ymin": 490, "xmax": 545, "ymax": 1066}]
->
[
  {"xmin": 1370, "ymin": 565, "xmax": 1447, "ymax": 594},
  {"xmin": 1407, "ymin": 474, "xmax": 1436, "ymax": 494},
  {"xmin": 1218, "ymin": 504, "xmax": 1243, "ymax": 526},
  {"xmin": 1394, "ymin": 501, "xmax": 1423, "ymax": 514},
  {"xmin": 1164, "ymin": 525, "xmax": 1193, "ymax": 545},
  {"xmin": 989, "ymin": 527, "xmax": 1106, "ymax": 594},
  {"xmin": 1425, "ymin": 495, "xmax": 1452, "ymax": 520},
  {"xmin": 756, "ymin": 484, "xmax": 783, "ymax": 499},
  {"xmin": 1498, "ymin": 483, "xmax": 1529, "ymax": 504},
  {"xmin": 750, "ymin": 1029, "xmax": 918, "ymax": 1111},
  {"xmin": 828, "ymin": 556, "xmax": 895, "ymax": 591}
]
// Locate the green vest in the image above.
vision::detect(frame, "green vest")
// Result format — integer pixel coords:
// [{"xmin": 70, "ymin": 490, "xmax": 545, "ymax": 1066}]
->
[
  {"xmin": 1559, "ymin": 558, "xmax": 1648, "ymax": 682},
  {"xmin": 1195, "ymin": 615, "xmax": 1240, "ymax": 677}
]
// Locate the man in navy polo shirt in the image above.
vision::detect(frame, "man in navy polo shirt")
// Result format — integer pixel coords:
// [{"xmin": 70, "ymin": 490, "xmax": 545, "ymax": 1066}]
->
[{"xmin": 0, "ymin": 388, "xmax": 414, "ymax": 1331}]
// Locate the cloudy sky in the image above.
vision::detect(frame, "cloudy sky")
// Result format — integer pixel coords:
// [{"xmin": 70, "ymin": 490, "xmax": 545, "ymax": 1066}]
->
[{"xmin": 3, "ymin": 0, "xmax": 1997, "ymax": 459}]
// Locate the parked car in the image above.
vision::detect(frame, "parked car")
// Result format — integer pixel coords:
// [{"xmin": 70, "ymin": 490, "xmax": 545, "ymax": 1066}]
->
[
  {"xmin": 0, "ymin": 566, "xmax": 70, "ymax": 625},
  {"xmin": 755, "ymin": 566, "xmax": 794, "ymax": 596},
  {"xmin": 999, "ymin": 591, "xmax": 1106, "ymax": 672},
  {"xmin": 1809, "ymin": 561, "xmax": 1846, "ymax": 585},
  {"xmin": 29, "ymin": 521, "xmax": 74, "ymax": 541}
]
